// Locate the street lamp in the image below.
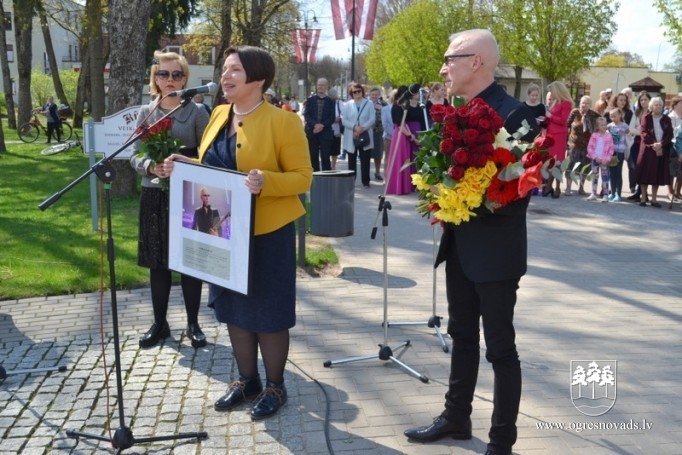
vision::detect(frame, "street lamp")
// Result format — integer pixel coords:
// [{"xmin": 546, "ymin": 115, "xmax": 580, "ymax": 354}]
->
[{"xmin": 296, "ymin": 10, "xmax": 318, "ymax": 98}]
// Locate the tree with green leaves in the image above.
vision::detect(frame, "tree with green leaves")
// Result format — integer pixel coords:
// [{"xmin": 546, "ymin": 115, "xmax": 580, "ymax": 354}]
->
[
  {"xmin": 654, "ymin": 0, "xmax": 682, "ymax": 53},
  {"xmin": 594, "ymin": 49, "xmax": 648, "ymax": 68},
  {"xmin": 496, "ymin": 0, "xmax": 617, "ymax": 83}
]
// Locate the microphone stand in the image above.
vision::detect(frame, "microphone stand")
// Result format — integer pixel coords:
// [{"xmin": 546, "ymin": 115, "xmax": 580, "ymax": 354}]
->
[
  {"xmin": 0, "ymin": 365, "xmax": 67, "ymax": 381},
  {"xmin": 39, "ymin": 96, "xmax": 207, "ymax": 453},
  {"xmin": 323, "ymin": 102, "xmax": 429, "ymax": 383},
  {"xmin": 384, "ymin": 96, "xmax": 449, "ymax": 353}
]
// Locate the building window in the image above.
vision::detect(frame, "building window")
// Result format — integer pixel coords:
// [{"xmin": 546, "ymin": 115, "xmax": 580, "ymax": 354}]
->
[
  {"xmin": 163, "ymin": 45, "xmax": 183, "ymax": 55},
  {"xmin": 6, "ymin": 44, "xmax": 13, "ymax": 62},
  {"xmin": 198, "ymin": 47, "xmax": 215, "ymax": 65},
  {"xmin": 4, "ymin": 12, "xmax": 11, "ymax": 31}
]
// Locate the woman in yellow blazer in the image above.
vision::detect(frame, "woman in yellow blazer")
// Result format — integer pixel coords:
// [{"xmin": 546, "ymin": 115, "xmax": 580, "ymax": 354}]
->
[{"xmin": 162, "ymin": 45, "xmax": 312, "ymax": 420}]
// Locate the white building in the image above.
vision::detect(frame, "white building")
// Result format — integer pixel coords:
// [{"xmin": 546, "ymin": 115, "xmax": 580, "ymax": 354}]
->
[{"xmin": 1, "ymin": 0, "xmax": 82, "ymax": 98}]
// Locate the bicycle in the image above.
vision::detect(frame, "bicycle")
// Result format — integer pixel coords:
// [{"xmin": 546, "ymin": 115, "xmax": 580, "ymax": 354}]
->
[
  {"xmin": 40, "ymin": 132, "xmax": 80, "ymax": 156},
  {"xmin": 18, "ymin": 111, "xmax": 73, "ymax": 143}
]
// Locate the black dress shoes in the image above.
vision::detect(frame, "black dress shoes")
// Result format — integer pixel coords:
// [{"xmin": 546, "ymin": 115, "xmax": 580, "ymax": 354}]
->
[
  {"xmin": 186, "ymin": 322, "xmax": 207, "ymax": 348},
  {"xmin": 404, "ymin": 416, "xmax": 472, "ymax": 442},
  {"xmin": 250, "ymin": 381, "xmax": 287, "ymax": 420},
  {"xmin": 138, "ymin": 322, "xmax": 170, "ymax": 348},
  {"xmin": 214, "ymin": 376, "xmax": 263, "ymax": 411},
  {"xmin": 485, "ymin": 448, "xmax": 511, "ymax": 455}
]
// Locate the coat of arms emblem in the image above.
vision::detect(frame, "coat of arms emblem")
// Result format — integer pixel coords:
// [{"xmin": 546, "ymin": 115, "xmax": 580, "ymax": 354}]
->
[{"xmin": 570, "ymin": 360, "xmax": 617, "ymax": 416}]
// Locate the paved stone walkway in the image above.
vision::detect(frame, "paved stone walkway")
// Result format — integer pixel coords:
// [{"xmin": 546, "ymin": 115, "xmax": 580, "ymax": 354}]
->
[{"xmin": 2, "ymin": 178, "xmax": 682, "ymax": 454}]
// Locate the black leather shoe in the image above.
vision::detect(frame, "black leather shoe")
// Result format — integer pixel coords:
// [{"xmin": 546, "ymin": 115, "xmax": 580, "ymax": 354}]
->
[
  {"xmin": 485, "ymin": 447, "xmax": 511, "ymax": 455},
  {"xmin": 186, "ymin": 323, "xmax": 206, "ymax": 348},
  {"xmin": 214, "ymin": 376, "xmax": 263, "ymax": 411},
  {"xmin": 138, "ymin": 322, "xmax": 170, "ymax": 348},
  {"xmin": 404, "ymin": 416, "xmax": 472, "ymax": 442},
  {"xmin": 250, "ymin": 381, "xmax": 287, "ymax": 420}
]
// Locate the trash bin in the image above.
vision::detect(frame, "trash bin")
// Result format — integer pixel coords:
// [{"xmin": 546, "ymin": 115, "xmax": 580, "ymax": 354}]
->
[{"xmin": 310, "ymin": 170, "xmax": 354, "ymax": 237}]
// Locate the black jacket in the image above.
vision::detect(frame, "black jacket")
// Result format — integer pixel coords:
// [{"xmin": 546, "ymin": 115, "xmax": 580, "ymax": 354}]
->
[{"xmin": 435, "ymin": 82, "xmax": 540, "ymax": 282}]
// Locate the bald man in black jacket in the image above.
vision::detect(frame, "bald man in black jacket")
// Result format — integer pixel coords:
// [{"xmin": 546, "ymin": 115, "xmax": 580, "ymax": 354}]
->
[{"xmin": 404, "ymin": 29, "xmax": 540, "ymax": 455}]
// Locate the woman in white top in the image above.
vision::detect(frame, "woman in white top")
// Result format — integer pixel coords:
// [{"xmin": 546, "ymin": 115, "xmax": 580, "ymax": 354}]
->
[{"xmin": 341, "ymin": 83, "xmax": 375, "ymax": 188}]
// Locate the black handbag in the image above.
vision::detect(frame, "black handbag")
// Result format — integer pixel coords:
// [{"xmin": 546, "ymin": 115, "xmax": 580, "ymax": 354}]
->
[
  {"xmin": 352, "ymin": 101, "xmax": 370, "ymax": 148},
  {"xmin": 353, "ymin": 130, "xmax": 370, "ymax": 148}
]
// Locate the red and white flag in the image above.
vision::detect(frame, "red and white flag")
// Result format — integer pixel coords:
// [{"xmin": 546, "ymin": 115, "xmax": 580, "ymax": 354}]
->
[
  {"xmin": 292, "ymin": 29, "xmax": 322, "ymax": 64},
  {"xmin": 331, "ymin": 0, "xmax": 378, "ymax": 41}
]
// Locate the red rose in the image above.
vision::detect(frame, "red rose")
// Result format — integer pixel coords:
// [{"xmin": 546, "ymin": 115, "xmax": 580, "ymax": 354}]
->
[
  {"xmin": 440, "ymin": 139, "xmax": 456, "ymax": 155},
  {"xmin": 442, "ymin": 123, "xmax": 461, "ymax": 141},
  {"xmin": 429, "ymin": 104, "xmax": 449, "ymax": 123},
  {"xmin": 464, "ymin": 128, "xmax": 479, "ymax": 145},
  {"xmin": 476, "ymin": 154, "xmax": 488, "ymax": 167},
  {"xmin": 448, "ymin": 165, "xmax": 465, "ymax": 180},
  {"xmin": 521, "ymin": 150, "xmax": 543, "ymax": 168},
  {"xmin": 453, "ymin": 147, "xmax": 468, "ymax": 164},
  {"xmin": 533, "ymin": 135, "xmax": 555, "ymax": 150},
  {"xmin": 478, "ymin": 117, "xmax": 491, "ymax": 131}
]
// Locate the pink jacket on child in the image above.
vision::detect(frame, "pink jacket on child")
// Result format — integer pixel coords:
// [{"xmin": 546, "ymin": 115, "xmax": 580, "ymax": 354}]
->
[{"xmin": 586, "ymin": 131, "xmax": 615, "ymax": 165}]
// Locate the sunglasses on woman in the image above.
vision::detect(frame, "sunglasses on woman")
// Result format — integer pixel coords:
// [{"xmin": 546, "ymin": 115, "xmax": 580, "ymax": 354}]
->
[
  {"xmin": 156, "ymin": 70, "xmax": 185, "ymax": 81},
  {"xmin": 352, "ymin": 90, "xmax": 363, "ymax": 95}
]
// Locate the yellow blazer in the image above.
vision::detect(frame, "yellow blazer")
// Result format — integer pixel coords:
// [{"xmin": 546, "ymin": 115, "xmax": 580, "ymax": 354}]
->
[{"xmin": 198, "ymin": 102, "xmax": 312, "ymax": 235}]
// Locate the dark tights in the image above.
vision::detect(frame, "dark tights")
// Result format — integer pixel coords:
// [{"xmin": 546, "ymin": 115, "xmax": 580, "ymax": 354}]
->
[
  {"xmin": 227, "ymin": 323, "xmax": 289, "ymax": 384},
  {"xmin": 149, "ymin": 269, "xmax": 202, "ymax": 325}
]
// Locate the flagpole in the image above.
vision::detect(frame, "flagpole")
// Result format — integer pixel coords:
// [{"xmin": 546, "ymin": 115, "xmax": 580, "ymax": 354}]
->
[{"xmin": 351, "ymin": 0, "xmax": 356, "ymax": 83}]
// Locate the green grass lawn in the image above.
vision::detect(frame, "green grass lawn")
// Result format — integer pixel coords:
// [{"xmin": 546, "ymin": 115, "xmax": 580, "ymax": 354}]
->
[{"xmin": 0, "ymin": 122, "xmax": 336, "ymax": 301}]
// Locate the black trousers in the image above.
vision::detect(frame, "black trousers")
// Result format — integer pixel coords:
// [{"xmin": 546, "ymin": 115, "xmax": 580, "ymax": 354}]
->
[
  {"xmin": 347, "ymin": 146, "xmax": 371, "ymax": 186},
  {"xmin": 46, "ymin": 120, "xmax": 61, "ymax": 142},
  {"xmin": 307, "ymin": 133, "xmax": 333, "ymax": 172},
  {"xmin": 442, "ymin": 246, "xmax": 521, "ymax": 452}
]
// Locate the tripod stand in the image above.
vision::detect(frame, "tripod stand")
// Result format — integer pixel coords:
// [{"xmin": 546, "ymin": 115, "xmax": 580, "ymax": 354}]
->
[
  {"xmin": 0, "ymin": 365, "xmax": 67, "ymax": 381},
  {"xmin": 39, "ymin": 98, "xmax": 207, "ymax": 453},
  {"xmin": 323, "ymin": 195, "xmax": 429, "ymax": 383},
  {"xmin": 385, "ymin": 225, "xmax": 449, "ymax": 352}
]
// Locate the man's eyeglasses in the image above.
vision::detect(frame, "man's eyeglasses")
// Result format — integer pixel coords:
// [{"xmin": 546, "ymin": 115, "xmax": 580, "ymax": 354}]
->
[
  {"xmin": 443, "ymin": 54, "xmax": 475, "ymax": 65},
  {"xmin": 352, "ymin": 90, "xmax": 363, "ymax": 95},
  {"xmin": 156, "ymin": 70, "xmax": 185, "ymax": 81}
]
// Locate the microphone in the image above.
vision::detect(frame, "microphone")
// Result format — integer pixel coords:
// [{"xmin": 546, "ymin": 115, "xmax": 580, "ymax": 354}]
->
[
  {"xmin": 418, "ymin": 87, "xmax": 427, "ymax": 108},
  {"xmin": 169, "ymin": 82, "xmax": 218, "ymax": 98}
]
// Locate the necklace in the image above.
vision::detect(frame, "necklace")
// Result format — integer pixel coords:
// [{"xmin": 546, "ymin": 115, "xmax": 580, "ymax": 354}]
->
[{"xmin": 233, "ymin": 100, "xmax": 264, "ymax": 116}]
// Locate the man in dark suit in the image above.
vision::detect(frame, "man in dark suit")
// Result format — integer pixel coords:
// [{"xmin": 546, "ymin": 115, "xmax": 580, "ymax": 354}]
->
[
  {"xmin": 192, "ymin": 188, "xmax": 222, "ymax": 237},
  {"xmin": 304, "ymin": 78, "xmax": 336, "ymax": 171},
  {"xmin": 404, "ymin": 29, "xmax": 539, "ymax": 455}
]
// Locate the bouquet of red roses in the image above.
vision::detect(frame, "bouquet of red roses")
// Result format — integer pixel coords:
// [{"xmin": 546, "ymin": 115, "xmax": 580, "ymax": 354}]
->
[
  {"xmin": 412, "ymin": 98, "xmax": 565, "ymax": 225},
  {"xmin": 135, "ymin": 117, "xmax": 181, "ymax": 190}
]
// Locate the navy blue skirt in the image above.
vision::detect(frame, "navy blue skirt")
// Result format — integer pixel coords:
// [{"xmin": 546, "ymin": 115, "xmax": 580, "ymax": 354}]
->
[{"xmin": 209, "ymin": 222, "xmax": 296, "ymax": 332}]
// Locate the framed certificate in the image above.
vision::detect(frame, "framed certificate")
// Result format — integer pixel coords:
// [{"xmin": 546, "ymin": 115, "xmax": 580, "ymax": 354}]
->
[{"xmin": 168, "ymin": 161, "xmax": 255, "ymax": 296}]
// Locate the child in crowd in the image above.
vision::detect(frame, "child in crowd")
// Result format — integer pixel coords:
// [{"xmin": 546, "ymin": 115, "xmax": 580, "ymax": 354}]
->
[
  {"xmin": 586, "ymin": 117, "xmax": 615, "ymax": 201},
  {"xmin": 607, "ymin": 108, "xmax": 631, "ymax": 202},
  {"xmin": 566, "ymin": 110, "xmax": 586, "ymax": 195}
]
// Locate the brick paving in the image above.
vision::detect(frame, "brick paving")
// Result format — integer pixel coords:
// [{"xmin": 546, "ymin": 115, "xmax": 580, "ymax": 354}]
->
[{"xmin": 2, "ymin": 179, "xmax": 682, "ymax": 454}]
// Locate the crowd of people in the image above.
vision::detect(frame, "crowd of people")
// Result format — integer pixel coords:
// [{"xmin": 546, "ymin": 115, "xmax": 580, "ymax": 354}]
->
[{"xmin": 128, "ymin": 30, "xmax": 682, "ymax": 455}]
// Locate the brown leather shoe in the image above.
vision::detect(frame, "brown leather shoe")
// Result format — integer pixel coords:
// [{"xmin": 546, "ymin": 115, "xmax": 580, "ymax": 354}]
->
[{"xmin": 404, "ymin": 416, "xmax": 472, "ymax": 442}]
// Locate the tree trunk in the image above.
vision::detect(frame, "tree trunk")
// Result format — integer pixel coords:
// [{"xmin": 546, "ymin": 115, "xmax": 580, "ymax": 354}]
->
[
  {"xmin": 13, "ymin": 0, "xmax": 35, "ymax": 125},
  {"xmin": 85, "ymin": 0, "xmax": 105, "ymax": 121},
  {"xmin": 38, "ymin": 4, "xmax": 68, "ymax": 105},
  {"xmin": 513, "ymin": 65, "xmax": 523, "ymax": 100},
  {"xmin": 72, "ymin": 45, "xmax": 89, "ymax": 129},
  {"xmin": 212, "ymin": 0, "xmax": 233, "ymax": 105},
  {"xmin": 107, "ymin": 0, "xmax": 151, "ymax": 196},
  {"xmin": 0, "ymin": 1, "xmax": 16, "ymax": 128}
]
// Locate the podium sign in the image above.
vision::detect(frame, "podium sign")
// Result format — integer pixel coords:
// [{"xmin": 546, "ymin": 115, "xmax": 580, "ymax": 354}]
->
[{"xmin": 84, "ymin": 105, "xmax": 141, "ymax": 159}]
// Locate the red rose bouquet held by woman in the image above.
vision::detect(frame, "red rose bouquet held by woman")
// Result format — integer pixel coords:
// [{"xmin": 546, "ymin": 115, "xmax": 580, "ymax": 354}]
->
[
  {"xmin": 135, "ymin": 117, "xmax": 181, "ymax": 190},
  {"xmin": 412, "ymin": 98, "xmax": 567, "ymax": 225}
]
